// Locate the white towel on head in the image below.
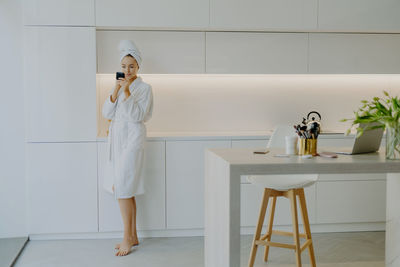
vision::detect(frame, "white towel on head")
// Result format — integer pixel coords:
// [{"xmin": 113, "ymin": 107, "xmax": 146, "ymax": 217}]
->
[{"xmin": 119, "ymin": 40, "xmax": 142, "ymax": 68}]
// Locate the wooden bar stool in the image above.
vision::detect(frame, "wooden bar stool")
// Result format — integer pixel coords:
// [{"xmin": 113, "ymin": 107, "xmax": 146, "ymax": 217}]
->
[{"xmin": 247, "ymin": 125, "xmax": 318, "ymax": 267}]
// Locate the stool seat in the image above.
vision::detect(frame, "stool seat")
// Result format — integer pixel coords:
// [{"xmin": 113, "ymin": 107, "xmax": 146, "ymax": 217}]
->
[{"xmin": 247, "ymin": 174, "xmax": 318, "ymax": 191}]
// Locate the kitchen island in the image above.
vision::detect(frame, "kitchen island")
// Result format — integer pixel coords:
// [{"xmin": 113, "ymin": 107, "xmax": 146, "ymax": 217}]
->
[{"xmin": 204, "ymin": 147, "xmax": 400, "ymax": 267}]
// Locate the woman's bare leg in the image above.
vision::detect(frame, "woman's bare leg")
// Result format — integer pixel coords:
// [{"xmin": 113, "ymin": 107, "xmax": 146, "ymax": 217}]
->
[
  {"xmin": 131, "ymin": 197, "xmax": 139, "ymax": 245},
  {"xmin": 115, "ymin": 197, "xmax": 139, "ymax": 249},
  {"xmin": 115, "ymin": 198, "xmax": 136, "ymax": 256}
]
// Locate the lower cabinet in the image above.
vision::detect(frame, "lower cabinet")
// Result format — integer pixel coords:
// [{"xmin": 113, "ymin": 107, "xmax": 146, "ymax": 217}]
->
[
  {"xmin": 26, "ymin": 137, "xmax": 387, "ymax": 235},
  {"xmin": 98, "ymin": 141, "xmax": 166, "ymax": 232},
  {"xmin": 27, "ymin": 143, "xmax": 98, "ymax": 234},
  {"xmin": 316, "ymin": 179, "xmax": 386, "ymax": 224},
  {"xmin": 166, "ymin": 140, "xmax": 231, "ymax": 229}
]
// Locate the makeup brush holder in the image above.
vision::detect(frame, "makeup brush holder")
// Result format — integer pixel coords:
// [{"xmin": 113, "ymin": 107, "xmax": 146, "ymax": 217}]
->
[{"xmin": 298, "ymin": 138, "xmax": 318, "ymax": 156}]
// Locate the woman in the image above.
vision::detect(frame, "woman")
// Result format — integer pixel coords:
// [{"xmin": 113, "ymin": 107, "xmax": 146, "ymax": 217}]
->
[{"xmin": 102, "ymin": 40, "xmax": 153, "ymax": 256}]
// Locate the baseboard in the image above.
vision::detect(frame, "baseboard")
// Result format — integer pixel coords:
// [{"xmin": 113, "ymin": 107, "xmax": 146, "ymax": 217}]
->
[
  {"xmin": 241, "ymin": 222, "xmax": 386, "ymax": 235},
  {"xmin": 29, "ymin": 222, "xmax": 385, "ymax": 241}
]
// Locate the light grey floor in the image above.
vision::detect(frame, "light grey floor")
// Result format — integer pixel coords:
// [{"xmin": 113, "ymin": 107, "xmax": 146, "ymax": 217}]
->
[
  {"xmin": 0, "ymin": 237, "xmax": 28, "ymax": 267},
  {"xmin": 14, "ymin": 232, "xmax": 384, "ymax": 267}
]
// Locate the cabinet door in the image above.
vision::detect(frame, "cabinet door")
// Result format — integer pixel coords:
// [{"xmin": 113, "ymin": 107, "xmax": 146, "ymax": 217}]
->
[
  {"xmin": 24, "ymin": 27, "xmax": 97, "ymax": 142},
  {"xmin": 318, "ymin": 0, "xmax": 400, "ymax": 31},
  {"xmin": 231, "ymin": 139, "xmax": 269, "ymax": 149},
  {"xmin": 316, "ymin": 180, "xmax": 386, "ymax": 223},
  {"xmin": 309, "ymin": 34, "xmax": 400, "ymax": 74},
  {"xmin": 23, "ymin": 0, "xmax": 95, "ymax": 26},
  {"xmin": 27, "ymin": 143, "xmax": 98, "ymax": 234},
  {"xmin": 206, "ymin": 32, "xmax": 308, "ymax": 74},
  {"xmin": 210, "ymin": 0, "xmax": 317, "ymax": 30},
  {"xmin": 166, "ymin": 140, "xmax": 231, "ymax": 229},
  {"xmin": 95, "ymin": 0, "xmax": 208, "ymax": 28},
  {"xmin": 98, "ymin": 141, "xmax": 166, "ymax": 232},
  {"xmin": 241, "ymin": 183, "xmax": 316, "ymax": 226},
  {"xmin": 97, "ymin": 31, "xmax": 205, "ymax": 74}
]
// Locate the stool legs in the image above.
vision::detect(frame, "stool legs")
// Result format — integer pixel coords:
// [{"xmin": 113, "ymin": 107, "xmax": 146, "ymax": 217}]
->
[
  {"xmin": 263, "ymin": 195, "xmax": 277, "ymax": 262},
  {"xmin": 289, "ymin": 189, "xmax": 302, "ymax": 267},
  {"xmin": 298, "ymin": 189, "xmax": 317, "ymax": 267},
  {"xmin": 248, "ymin": 188, "xmax": 316, "ymax": 267},
  {"xmin": 248, "ymin": 188, "xmax": 270, "ymax": 267}
]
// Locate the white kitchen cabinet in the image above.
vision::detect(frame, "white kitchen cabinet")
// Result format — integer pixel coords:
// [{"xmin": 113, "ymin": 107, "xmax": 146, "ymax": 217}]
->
[
  {"xmin": 318, "ymin": 0, "xmax": 400, "ymax": 32},
  {"xmin": 96, "ymin": 30, "xmax": 205, "ymax": 74},
  {"xmin": 166, "ymin": 140, "xmax": 230, "ymax": 229},
  {"xmin": 24, "ymin": 27, "xmax": 97, "ymax": 142},
  {"xmin": 206, "ymin": 32, "xmax": 308, "ymax": 74},
  {"xmin": 309, "ymin": 33, "xmax": 400, "ymax": 74},
  {"xmin": 316, "ymin": 180, "xmax": 386, "ymax": 224},
  {"xmin": 319, "ymin": 173, "xmax": 386, "ymax": 182},
  {"xmin": 241, "ymin": 183, "xmax": 316, "ymax": 227},
  {"xmin": 210, "ymin": 0, "xmax": 317, "ymax": 30},
  {"xmin": 23, "ymin": 0, "xmax": 95, "ymax": 26},
  {"xmin": 231, "ymin": 139, "xmax": 269, "ymax": 149},
  {"xmin": 95, "ymin": 0, "xmax": 209, "ymax": 28},
  {"xmin": 98, "ymin": 141, "xmax": 166, "ymax": 232},
  {"xmin": 27, "ymin": 143, "xmax": 98, "ymax": 234}
]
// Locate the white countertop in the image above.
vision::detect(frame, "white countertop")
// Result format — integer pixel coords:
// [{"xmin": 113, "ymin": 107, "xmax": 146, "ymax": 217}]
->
[
  {"xmin": 96, "ymin": 130, "xmax": 348, "ymax": 142},
  {"xmin": 207, "ymin": 147, "xmax": 398, "ymax": 174}
]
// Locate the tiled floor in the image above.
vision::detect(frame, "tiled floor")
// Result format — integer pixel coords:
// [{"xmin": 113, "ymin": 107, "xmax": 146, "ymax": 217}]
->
[{"xmin": 13, "ymin": 232, "xmax": 384, "ymax": 267}]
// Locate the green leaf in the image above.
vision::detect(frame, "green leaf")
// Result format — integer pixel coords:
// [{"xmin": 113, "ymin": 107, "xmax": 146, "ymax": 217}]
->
[{"xmin": 356, "ymin": 127, "xmax": 364, "ymax": 138}]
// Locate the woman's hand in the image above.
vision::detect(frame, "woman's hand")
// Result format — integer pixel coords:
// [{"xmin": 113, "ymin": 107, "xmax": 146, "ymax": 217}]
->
[
  {"xmin": 111, "ymin": 78, "xmax": 127, "ymax": 103},
  {"xmin": 116, "ymin": 78, "xmax": 129, "ymax": 90}
]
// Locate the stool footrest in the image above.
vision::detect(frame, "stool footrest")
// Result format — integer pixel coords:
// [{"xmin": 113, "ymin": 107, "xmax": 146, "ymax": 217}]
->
[
  {"xmin": 261, "ymin": 230, "xmax": 307, "ymax": 240},
  {"xmin": 255, "ymin": 240, "xmax": 296, "ymax": 250},
  {"xmin": 255, "ymin": 238, "xmax": 313, "ymax": 252}
]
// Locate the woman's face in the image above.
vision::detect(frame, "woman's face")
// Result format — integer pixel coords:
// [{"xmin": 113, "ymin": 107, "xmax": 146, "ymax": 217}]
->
[{"xmin": 121, "ymin": 55, "xmax": 139, "ymax": 79}]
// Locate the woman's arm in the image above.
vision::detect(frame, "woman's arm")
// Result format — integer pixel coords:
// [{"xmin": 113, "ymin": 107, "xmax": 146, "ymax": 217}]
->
[
  {"xmin": 102, "ymin": 78, "xmax": 127, "ymax": 119},
  {"xmin": 102, "ymin": 85, "xmax": 121, "ymax": 119}
]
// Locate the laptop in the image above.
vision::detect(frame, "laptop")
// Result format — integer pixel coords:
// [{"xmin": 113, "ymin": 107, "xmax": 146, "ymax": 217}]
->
[{"xmin": 335, "ymin": 123, "xmax": 384, "ymax": 155}]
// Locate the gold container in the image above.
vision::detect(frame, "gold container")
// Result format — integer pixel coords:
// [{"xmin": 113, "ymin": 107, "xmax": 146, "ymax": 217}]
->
[{"xmin": 298, "ymin": 138, "xmax": 318, "ymax": 156}]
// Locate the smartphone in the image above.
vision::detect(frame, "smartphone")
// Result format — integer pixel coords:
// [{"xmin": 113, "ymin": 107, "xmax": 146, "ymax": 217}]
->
[{"xmin": 116, "ymin": 72, "xmax": 125, "ymax": 80}]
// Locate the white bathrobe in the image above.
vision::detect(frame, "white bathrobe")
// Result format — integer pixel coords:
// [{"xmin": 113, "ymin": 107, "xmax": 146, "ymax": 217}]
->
[{"xmin": 102, "ymin": 76, "xmax": 153, "ymax": 199}]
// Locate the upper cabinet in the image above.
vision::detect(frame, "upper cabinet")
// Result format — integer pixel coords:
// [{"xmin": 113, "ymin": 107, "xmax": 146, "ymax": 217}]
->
[
  {"xmin": 24, "ymin": 27, "xmax": 97, "ymax": 142},
  {"xmin": 206, "ymin": 32, "xmax": 308, "ymax": 74},
  {"xmin": 96, "ymin": 30, "xmax": 205, "ymax": 74},
  {"xmin": 318, "ymin": 0, "xmax": 400, "ymax": 32},
  {"xmin": 95, "ymin": 0, "xmax": 209, "ymax": 28},
  {"xmin": 210, "ymin": 0, "xmax": 317, "ymax": 30},
  {"xmin": 309, "ymin": 33, "xmax": 400, "ymax": 74},
  {"xmin": 23, "ymin": 0, "xmax": 95, "ymax": 26}
]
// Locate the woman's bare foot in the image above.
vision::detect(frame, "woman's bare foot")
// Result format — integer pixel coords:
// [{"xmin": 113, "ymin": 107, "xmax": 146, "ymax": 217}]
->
[
  {"xmin": 115, "ymin": 235, "xmax": 139, "ymax": 249},
  {"xmin": 115, "ymin": 236, "xmax": 136, "ymax": 256}
]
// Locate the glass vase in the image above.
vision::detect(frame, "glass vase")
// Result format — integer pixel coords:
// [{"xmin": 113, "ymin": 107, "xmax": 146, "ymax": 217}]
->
[{"xmin": 386, "ymin": 124, "xmax": 400, "ymax": 160}]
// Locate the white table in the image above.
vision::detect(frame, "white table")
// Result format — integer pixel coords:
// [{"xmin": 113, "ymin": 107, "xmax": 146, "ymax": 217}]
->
[{"xmin": 204, "ymin": 147, "xmax": 400, "ymax": 267}]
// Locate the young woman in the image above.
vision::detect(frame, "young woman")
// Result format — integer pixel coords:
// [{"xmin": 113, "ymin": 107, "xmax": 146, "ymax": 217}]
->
[{"xmin": 102, "ymin": 40, "xmax": 153, "ymax": 256}]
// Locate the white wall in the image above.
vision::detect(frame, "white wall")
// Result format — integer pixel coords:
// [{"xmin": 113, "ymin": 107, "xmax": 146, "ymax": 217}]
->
[
  {"xmin": 97, "ymin": 74, "xmax": 400, "ymax": 135},
  {"xmin": 0, "ymin": 0, "xmax": 27, "ymax": 238}
]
